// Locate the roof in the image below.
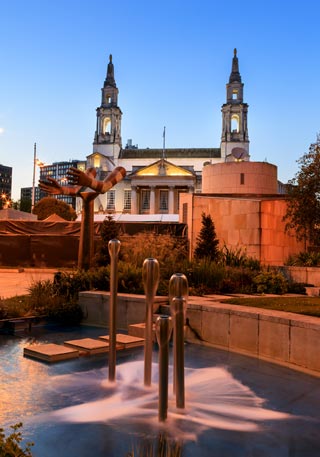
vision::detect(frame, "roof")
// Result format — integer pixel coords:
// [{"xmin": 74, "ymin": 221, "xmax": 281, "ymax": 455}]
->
[
  {"xmin": 119, "ymin": 148, "xmax": 221, "ymax": 159},
  {"xmin": 77, "ymin": 213, "xmax": 179, "ymax": 223},
  {"xmin": 0, "ymin": 208, "xmax": 37, "ymax": 220},
  {"xmin": 130, "ymin": 159, "xmax": 195, "ymax": 177}
]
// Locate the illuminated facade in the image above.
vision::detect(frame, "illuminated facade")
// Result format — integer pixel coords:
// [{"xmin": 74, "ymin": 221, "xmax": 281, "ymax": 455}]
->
[
  {"xmin": 87, "ymin": 50, "xmax": 250, "ymax": 216},
  {"xmin": 0, "ymin": 164, "xmax": 12, "ymax": 208}
]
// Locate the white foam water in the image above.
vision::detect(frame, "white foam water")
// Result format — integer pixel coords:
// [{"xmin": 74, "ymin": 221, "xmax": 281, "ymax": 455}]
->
[{"xmin": 41, "ymin": 361, "xmax": 291, "ymax": 440}]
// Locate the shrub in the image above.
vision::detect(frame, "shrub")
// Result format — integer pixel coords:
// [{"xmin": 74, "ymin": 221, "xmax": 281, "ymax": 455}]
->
[
  {"xmin": 185, "ymin": 259, "xmax": 225, "ymax": 295},
  {"xmin": 221, "ymin": 245, "xmax": 261, "ymax": 270},
  {"xmin": 285, "ymin": 251, "xmax": 320, "ymax": 267},
  {"xmin": 33, "ymin": 197, "xmax": 76, "ymax": 221},
  {"xmin": 94, "ymin": 216, "xmax": 121, "ymax": 266},
  {"xmin": 194, "ymin": 213, "xmax": 220, "ymax": 261},
  {"xmin": 253, "ymin": 270, "xmax": 288, "ymax": 294},
  {"xmin": 0, "ymin": 423, "xmax": 33, "ymax": 457}
]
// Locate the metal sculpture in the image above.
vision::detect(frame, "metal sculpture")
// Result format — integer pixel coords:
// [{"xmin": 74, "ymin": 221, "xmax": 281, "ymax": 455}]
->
[
  {"xmin": 108, "ymin": 239, "xmax": 121, "ymax": 382},
  {"xmin": 155, "ymin": 315, "xmax": 172, "ymax": 422},
  {"xmin": 169, "ymin": 273, "xmax": 188, "ymax": 409},
  {"xmin": 142, "ymin": 258, "xmax": 160, "ymax": 386},
  {"xmin": 39, "ymin": 166, "xmax": 126, "ymax": 270}
]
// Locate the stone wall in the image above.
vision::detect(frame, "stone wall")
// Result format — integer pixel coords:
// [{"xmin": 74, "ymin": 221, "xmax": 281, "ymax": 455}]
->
[
  {"xmin": 180, "ymin": 193, "xmax": 304, "ymax": 265},
  {"xmin": 186, "ymin": 301, "xmax": 320, "ymax": 376},
  {"xmin": 202, "ymin": 162, "xmax": 278, "ymax": 194}
]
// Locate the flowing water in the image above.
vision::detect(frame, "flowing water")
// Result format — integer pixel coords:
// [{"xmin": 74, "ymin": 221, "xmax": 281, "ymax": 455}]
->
[
  {"xmin": 1, "ymin": 329, "xmax": 320, "ymax": 456},
  {"xmin": 44, "ymin": 361, "xmax": 290, "ymax": 440}
]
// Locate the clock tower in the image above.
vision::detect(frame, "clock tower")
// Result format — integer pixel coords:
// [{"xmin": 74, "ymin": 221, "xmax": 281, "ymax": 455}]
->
[
  {"xmin": 220, "ymin": 49, "xmax": 249, "ymax": 161},
  {"xmin": 93, "ymin": 54, "xmax": 122, "ymax": 161}
]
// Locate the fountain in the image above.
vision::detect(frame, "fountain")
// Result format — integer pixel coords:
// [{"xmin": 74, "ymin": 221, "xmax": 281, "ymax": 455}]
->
[{"xmin": 2, "ymin": 241, "xmax": 320, "ymax": 455}]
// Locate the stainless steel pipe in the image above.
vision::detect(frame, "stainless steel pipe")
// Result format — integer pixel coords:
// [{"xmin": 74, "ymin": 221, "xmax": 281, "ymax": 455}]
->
[
  {"xmin": 142, "ymin": 258, "xmax": 160, "ymax": 386},
  {"xmin": 172, "ymin": 297, "xmax": 186, "ymax": 408},
  {"xmin": 108, "ymin": 239, "xmax": 121, "ymax": 382},
  {"xmin": 169, "ymin": 273, "xmax": 188, "ymax": 408},
  {"xmin": 155, "ymin": 315, "xmax": 172, "ymax": 422}
]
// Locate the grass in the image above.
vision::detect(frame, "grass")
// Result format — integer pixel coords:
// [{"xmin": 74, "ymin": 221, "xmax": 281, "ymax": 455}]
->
[{"xmin": 221, "ymin": 296, "xmax": 320, "ymax": 317}]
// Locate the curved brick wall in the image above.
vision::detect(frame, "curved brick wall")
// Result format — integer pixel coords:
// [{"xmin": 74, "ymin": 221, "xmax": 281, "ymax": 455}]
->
[{"xmin": 202, "ymin": 162, "xmax": 278, "ymax": 194}]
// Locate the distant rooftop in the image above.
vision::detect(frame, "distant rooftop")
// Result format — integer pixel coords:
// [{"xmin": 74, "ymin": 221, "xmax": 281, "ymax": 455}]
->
[{"xmin": 119, "ymin": 148, "xmax": 221, "ymax": 159}]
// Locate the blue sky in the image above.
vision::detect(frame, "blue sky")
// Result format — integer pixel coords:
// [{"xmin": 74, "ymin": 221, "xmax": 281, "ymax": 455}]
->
[{"xmin": 1, "ymin": 0, "xmax": 319, "ymax": 200}]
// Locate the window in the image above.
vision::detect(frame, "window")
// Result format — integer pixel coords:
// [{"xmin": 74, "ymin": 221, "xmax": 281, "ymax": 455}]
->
[
  {"xmin": 231, "ymin": 114, "xmax": 239, "ymax": 133},
  {"xmin": 107, "ymin": 190, "xmax": 115, "ymax": 210},
  {"xmin": 103, "ymin": 117, "xmax": 111, "ymax": 134},
  {"xmin": 106, "ymin": 95, "xmax": 112, "ymax": 104},
  {"xmin": 123, "ymin": 190, "xmax": 131, "ymax": 211},
  {"xmin": 240, "ymin": 173, "xmax": 245, "ymax": 185},
  {"xmin": 159, "ymin": 190, "xmax": 168, "ymax": 212},
  {"xmin": 232, "ymin": 90, "xmax": 238, "ymax": 100},
  {"xmin": 141, "ymin": 190, "xmax": 150, "ymax": 211}
]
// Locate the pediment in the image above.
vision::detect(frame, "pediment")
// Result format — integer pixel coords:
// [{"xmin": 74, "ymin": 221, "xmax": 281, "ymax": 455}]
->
[{"xmin": 131, "ymin": 159, "xmax": 194, "ymax": 177}]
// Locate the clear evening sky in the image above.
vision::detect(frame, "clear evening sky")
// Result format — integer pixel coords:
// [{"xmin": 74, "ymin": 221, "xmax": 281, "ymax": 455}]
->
[{"xmin": 0, "ymin": 0, "xmax": 319, "ymax": 200}]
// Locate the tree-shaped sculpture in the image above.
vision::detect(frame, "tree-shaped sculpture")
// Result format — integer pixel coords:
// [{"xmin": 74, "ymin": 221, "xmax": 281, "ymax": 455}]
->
[{"xmin": 39, "ymin": 166, "xmax": 126, "ymax": 270}]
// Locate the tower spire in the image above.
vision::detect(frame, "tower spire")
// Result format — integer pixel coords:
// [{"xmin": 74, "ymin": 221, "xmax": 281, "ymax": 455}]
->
[
  {"xmin": 229, "ymin": 48, "xmax": 241, "ymax": 83},
  {"xmin": 105, "ymin": 54, "xmax": 116, "ymax": 87}
]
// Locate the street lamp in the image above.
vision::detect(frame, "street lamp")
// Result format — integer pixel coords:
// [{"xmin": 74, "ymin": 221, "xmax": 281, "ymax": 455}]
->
[{"xmin": 31, "ymin": 143, "xmax": 44, "ymax": 211}]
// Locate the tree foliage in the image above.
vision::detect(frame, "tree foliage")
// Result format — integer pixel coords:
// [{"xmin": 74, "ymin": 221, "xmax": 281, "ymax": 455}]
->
[
  {"xmin": 194, "ymin": 212, "xmax": 220, "ymax": 261},
  {"xmin": 94, "ymin": 215, "xmax": 120, "ymax": 265},
  {"xmin": 33, "ymin": 197, "xmax": 77, "ymax": 221},
  {"xmin": 284, "ymin": 135, "xmax": 320, "ymax": 245}
]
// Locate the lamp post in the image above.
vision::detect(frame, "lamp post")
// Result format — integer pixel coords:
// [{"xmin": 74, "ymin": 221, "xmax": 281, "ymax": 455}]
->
[{"xmin": 31, "ymin": 143, "xmax": 44, "ymax": 212}]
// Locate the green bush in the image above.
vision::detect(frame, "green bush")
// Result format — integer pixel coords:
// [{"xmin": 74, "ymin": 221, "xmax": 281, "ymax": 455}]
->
[
  {"xmin": 0, "ymin": 423, "xmax": 33, "ymax": 457},
  {"xmin": 253, "ymin": 270, "xmax": 288, "ymax": 294},
  {"xmin": 221, "ymin": 245, "xmax": 261, "ymax": 270},
  {"xmin": 286, "ymin": 251, "xmax": 320, "ymax": 267}
]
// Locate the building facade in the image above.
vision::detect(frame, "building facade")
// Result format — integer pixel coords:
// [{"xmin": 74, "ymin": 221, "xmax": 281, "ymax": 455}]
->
[
  {"xmin": 0, "ymin": 164, "xmax": 12, "ymax": 208},
  {"xmin": 81, "ymin": 49, "xmax": 250, "ymax": 217},
  {"xmin": 31, "ymin": 50, "xmax": 254, "ymax": 217}
]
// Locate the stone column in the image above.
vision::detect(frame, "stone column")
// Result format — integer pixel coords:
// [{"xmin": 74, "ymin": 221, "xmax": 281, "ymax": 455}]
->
[
  {"xmin": 150, "ymin": 186, "xmax": 156, "ymax": 214},
  {"xmin": 168, "ymin": 186, "xmax": 175, "ymax": 214}
]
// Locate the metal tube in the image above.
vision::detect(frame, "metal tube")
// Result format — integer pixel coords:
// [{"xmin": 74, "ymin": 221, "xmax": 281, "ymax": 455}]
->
[
  {"xmin": 108, "ymin": 239, "xmax": 121, "ymax": 382},
  {"xmin": 155, "ymin": 316, "xmax": 172, "ymax": 422},
  {"xmin": 169, "ymin": 273, "xmax": 188, "ymax": 397},
  {"xmin": 142, "ymin": 258, "xmax": 160, "ymax": 387},
  {"xmin": 173, "ymin": 297, "xmax": 186, "ymax": 409}
]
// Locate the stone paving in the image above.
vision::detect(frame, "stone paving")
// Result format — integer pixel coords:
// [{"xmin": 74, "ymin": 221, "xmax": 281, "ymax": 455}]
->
[{"xmin": 0, "ymin": 268, "xmax": 58, "ymax": 298}]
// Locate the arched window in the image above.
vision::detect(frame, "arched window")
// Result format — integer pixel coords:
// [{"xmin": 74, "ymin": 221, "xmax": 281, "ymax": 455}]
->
[
  {"xmin": 232, "ymin": 90, "xmax": 238, "ymax": 100},
  {"xmin": 231, "ymin": 114, "xmax": 239, "ymax": 133},
  {"xmin": 103, "ymin": 118, "xmax": 111, "ymax": 134}
]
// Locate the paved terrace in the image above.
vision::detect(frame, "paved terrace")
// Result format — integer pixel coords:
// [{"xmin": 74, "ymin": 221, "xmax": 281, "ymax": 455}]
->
[{"xmin": 0, "ymin": 268, "xmax": 57, "ymax": 298}]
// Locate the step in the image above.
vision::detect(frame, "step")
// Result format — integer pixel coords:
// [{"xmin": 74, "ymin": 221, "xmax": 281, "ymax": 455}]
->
[
  {"xmin": 128, "ymin": 322, "xmax": 156, "ymax": 341},
  {"xmin": 99, "ymin": 333, "xmax": 145, "ymax": 349},
  {"xmin": 64, "ymin": 338, "xmax": 110, "ymax": 355},
  {"xmin": 24, "ymin": 343, "xmax": 79, "ymax": 363}
]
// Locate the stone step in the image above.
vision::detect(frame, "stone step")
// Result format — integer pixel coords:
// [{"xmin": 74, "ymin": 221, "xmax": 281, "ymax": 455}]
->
[
  {"xmin": 99, "ymin": 333, "xmax": 145, "ymax": 349},
  {"xmin": 24, "ymin": 343, "xmax": 79, "ymax": 363},
  {"xmin": 128, "ymin": 322, "xmax": 156, "ymax": 341},
  {"xmin": 305, "ymin": 286, "xmax": 320, "ymax": 297},
  {"xmin": 64, "ymin": 338, "xmax": 110, "ymax": 355}
]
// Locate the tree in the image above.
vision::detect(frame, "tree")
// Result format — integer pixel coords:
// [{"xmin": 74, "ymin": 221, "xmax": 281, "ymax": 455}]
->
[
  {"xmin": 95, "ymin": 215, "xmax": 120, "ymax": 265},
  {"xmin": 33, "ymin": 197, "xmax": 77, "ymax": 221},
  {"xmin": 19, "ymin": 198, "xmax": 32, "ymax": 213},
  {"xmin": 284, "ymin": 135, "xmax": 320, "ymax": 246},
  {"xmin": 194, "ymin": 212, "xmax": 220, "ymax": 261}
]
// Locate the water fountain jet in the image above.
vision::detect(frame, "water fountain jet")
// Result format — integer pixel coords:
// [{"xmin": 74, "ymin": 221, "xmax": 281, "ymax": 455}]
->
[{"xmin": 142, "ymin": 258, "xmax": 160, "ymax": 387}]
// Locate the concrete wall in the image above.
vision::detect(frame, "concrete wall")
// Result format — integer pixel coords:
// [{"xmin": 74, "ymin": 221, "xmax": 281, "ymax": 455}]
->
[
  {"xmin": 180, "ymin": 193, "xmax": 304, "ymax": 265},
  {"xmin": 79, "ymin": 291, "xmax": 167, "ymax": 330},
  {"xmin": 202, "ymin": 162, "xmax": 278, "ymax": 194},
  {"xmin": 281, "ymin": 266, "xmax": 320, "ymax": 286},
  {"xmin": 186, "ymin": 301, "xmax": 320, "ymax": 376}
]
